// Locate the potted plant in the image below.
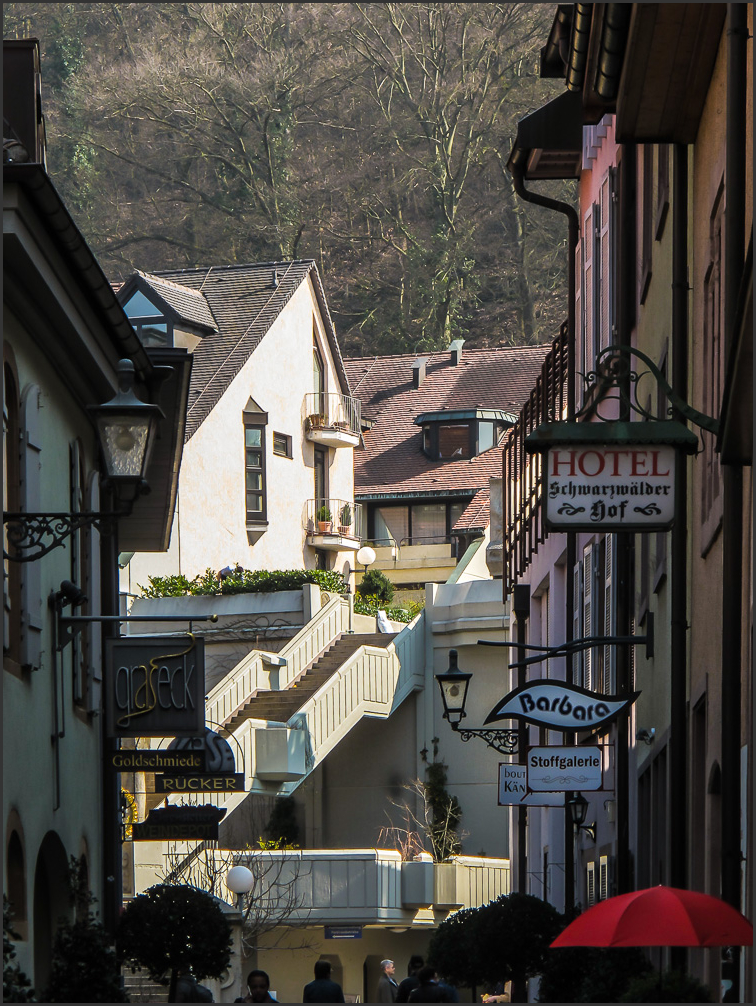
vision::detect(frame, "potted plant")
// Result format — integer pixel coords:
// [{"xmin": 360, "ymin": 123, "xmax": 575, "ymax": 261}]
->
[
  {"xmin": 338, "ymin": 502, "xmax": 352, "ymax": 534},
  {"xmin": 306, "ymin": 413, "xmax": 327, "ymax": 431},
  {"xmin": 316, "ymin": 505, "xmax": 333, "ymax": 533}
]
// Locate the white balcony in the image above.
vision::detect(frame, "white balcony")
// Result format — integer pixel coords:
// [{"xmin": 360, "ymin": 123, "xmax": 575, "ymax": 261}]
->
[
  {"xmin": 304, "ymin": 497, "xmax": 364, "ymax": 551},
  {"xmin": 304, "ymin": 392, "xmax": 361, "ymax": 448}
]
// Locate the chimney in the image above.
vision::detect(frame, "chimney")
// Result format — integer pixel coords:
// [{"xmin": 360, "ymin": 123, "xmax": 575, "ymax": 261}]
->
[
  {"xmin": 449, "ymin": 339, "xmax": 465, "ymax": 365},
  {"xmin": 412, "ymin": 357, "xmax": 428, "ymax": 388}
]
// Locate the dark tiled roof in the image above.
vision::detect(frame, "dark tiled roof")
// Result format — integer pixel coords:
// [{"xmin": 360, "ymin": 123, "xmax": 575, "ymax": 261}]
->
[
  {"xmin": 136, "ymin": 270, "xmax": 217, "ymax": 331},
  {"xmin": 122, "ymin": 261, "xmax": 349, "ymax": 440},
  {"xmin": 454, "ymin": 487, "xmax": 492, "ymax": 532},
  {"xmin": 344, "ymin": 346, "xmax": 549, "ymax": 498}
]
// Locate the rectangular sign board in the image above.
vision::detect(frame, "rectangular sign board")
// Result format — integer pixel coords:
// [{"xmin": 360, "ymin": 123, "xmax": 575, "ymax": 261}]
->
[
  {"xmin": 105, "ymin": 635, "xmax": 205, "ymax": 738},
  {"xmin": 527, "ymin": 746, "xmax": 603, "ymax": 791},
  {"xmin": 498, "ymin": 764, "xmax": 564, "ymax": 806},
  {"xmin": 324, "ymin": 927, "xmax": 362, "ymax": 940},
  {"xmin": 155, "ymin": 774, "xmax": 245, "ymax": 793},
  {"xmin": 545, "ymin": 444, "xmax": 676, "ymax": 530},
  {"xmin": 131, "ymin": 820, "xmax": 220, "ymax": 842},
  {"xmin": 109, "ymin": 749, "xmax": 205, "ymax": 772}
]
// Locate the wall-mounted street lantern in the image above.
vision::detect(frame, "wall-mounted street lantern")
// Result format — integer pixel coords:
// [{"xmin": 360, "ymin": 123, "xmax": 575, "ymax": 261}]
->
[
  {"xmin": 567, "ymin": 792, "xmax": 597, "ymax": 843},
  {"xmin": 4, "ymin": 359, "xmax": 163, "ymax": 562},
  {"xmin": 435, "ymin": 649, "xmax": 519, "ymax": 755}
]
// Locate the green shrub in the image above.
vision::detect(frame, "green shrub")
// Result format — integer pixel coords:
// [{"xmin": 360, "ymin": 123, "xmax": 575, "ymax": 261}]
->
[
  {"xmin": 45, "ymin": 913, "xmax": 128, "ymax": 1003},
  {"xmin": 353, "ymin": 594, "xmax": 416, "ymax": 623},
  {"xmin": 4, "ymin": 897, "xmax": 35, "ymax": 1002},
  {"xmin": 537, "ymin": 946, "xmax": 652, "ymax": 1002},
  {"xmin": 139, "ymin": 568, "xmax": 347, "ymax": 598},
  {"xmin": 618, "ymin": 969, "xmax": 713, "ymax": 1002},
  {"xmin": 356, "ymin": 568, "xmax": 394, "ymax": 603}
]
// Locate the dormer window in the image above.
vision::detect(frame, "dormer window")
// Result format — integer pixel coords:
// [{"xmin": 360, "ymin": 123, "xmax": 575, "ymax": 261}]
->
[
  {"xmin": 118, "ymin": 271, "xmax": 217, "ymax": 351},
  {"xmin": 416, "ymin": 409, "xmax": 516, "ymax": 461},
  {"xmin": 123, "ymin": 291, "xmax": 170, "ymax": 347}
]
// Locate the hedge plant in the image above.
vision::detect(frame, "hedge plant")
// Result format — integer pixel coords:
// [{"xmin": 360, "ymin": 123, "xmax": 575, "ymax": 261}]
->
[{"xmin": 139, "ymin": 567, "xmax": 348, "ymax": 598}]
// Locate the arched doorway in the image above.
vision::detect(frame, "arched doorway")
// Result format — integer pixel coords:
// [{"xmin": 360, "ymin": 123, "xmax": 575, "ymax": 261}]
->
[{"xmin": 33, "ymin": 832, "xmax": 71, "ymax": 993}]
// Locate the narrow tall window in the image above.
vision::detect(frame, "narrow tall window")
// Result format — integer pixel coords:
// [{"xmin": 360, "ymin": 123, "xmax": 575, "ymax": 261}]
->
[
  {"xmin": 700, "ymin": 187, "xmax": 725, "ymax": 548},
  {"xmin": 3, "ymin": 361, "xmax": 21, "ymax": 668},
  {"xmin": 245, "ymin": 423, "xmax": 266, "ymax": 524},
  {"xmin": 640, "ymin": 145, "xmax": 654, "ymax": 303}
]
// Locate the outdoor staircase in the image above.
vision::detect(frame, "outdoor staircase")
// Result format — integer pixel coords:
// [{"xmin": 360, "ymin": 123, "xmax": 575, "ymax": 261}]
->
[{"xmin": 222, "ymin": 632, "xmax": 397, "ymax": 730}]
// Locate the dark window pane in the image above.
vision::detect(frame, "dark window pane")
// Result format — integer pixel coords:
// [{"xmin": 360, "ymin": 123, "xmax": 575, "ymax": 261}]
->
[
  {"xmin": 438, "ymin": 424, "xmax": 469, "ymax": 459},
  {"xmin": 245, "ymin": 427, "xmax": 262, "ymax": 448},
  {"xmin": 411, "ymin": 503, "xmax": 446, "ymax": 543}
]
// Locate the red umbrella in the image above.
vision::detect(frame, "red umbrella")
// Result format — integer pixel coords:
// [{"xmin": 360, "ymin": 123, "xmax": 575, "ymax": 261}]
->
[{"xmin": 551, "ymin": 886, "xmax": 753, "ymax": 948}]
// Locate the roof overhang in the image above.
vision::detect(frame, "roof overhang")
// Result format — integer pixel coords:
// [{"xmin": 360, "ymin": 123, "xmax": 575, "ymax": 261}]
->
[
  {"xmin": 413, "ymin": 409, "xmax": 517, "ymax": 426},
  {"xmin": 613, "ymin": 3, "xmax": 726, "ymax": 142},
  {"xmin": 506, "ymin": 90, "xmax": 584, "ymax": 180},
  {"xmin": 118, "ymin": 347, "xmax": 193, "ymax": 552}
]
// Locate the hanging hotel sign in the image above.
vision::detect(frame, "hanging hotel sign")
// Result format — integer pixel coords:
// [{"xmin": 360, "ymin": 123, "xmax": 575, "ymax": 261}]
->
[
  {"xmin": 527, "ymin": 746, "xmax": 603, "ymax": 791},
  {"xmin": 105, "ymin": 634, "xmax": 205, "ymax": 738},
  {"xmin": 525, "ymin": 421, "xmax": 698, "ymax": 532},
  {"xmin": 485, "ymin": 680, "xmax": 639, "ymax": 732}
]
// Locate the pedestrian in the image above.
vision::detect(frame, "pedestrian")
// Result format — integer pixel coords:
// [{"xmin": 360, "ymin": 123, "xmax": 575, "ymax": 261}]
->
[
  {"xmin": 407, "ymin": 966, "xmax": 451, "ymax": 1003},
  {"xmin": 438, "ymin": 975, "xmax": 459, "ymax": 1003},
  {"xmin": 376, "ymin": 959, "xmax": 399, "ymax": 1002},
  {"xmin": 174, "ymin": 969, "xmax": 214, "ymax": 1002},
  {"xmin": 303, "ymin": 960, "xmax": 345, "ymax": 1003},
  {"xmin": 395, "ymin": 955, "xmax": 424, "ymax": 1003},
  {"xmin": 234, "ymin": 969, "xmax": 279, "ymax": 1002}
]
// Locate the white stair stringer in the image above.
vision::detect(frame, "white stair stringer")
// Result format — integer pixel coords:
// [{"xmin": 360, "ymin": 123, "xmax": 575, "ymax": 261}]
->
[{"xmin": 203, "ymin": 612, "xmax": 425, "ymax": 824}]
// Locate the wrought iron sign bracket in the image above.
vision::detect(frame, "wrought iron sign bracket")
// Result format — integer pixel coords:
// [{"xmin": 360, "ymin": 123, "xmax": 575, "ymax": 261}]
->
[
  {"xmin": 4, "ymin": 511, "xmax": 121, "ymax": 563},
  {"xmin": 450, "ymin": 722, "xmax": 519, "ymax": 755},
  {"xmin": 576, "ymin": 344, "xmax": 719, "ymax": 435},
  {"xmin": 479, "ymin": 620, "xmax": 654, "ymax": 665}
]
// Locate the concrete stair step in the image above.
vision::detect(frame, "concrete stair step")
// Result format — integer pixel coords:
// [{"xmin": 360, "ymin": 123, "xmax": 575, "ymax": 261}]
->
[{"xmin": 224, "ymin": 632, "xmax": 397, "ymax": 730}]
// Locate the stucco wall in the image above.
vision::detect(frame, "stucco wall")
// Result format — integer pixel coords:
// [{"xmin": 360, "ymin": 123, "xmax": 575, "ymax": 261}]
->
[{"xmin": 120, "ymin": 276, "xmax": 357, "ymax": 591}]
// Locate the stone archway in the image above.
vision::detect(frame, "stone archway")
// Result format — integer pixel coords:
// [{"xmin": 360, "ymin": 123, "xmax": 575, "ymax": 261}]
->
[{"xmin": 33, "ymin": 831, "xmax": 71, "ymax": 993}]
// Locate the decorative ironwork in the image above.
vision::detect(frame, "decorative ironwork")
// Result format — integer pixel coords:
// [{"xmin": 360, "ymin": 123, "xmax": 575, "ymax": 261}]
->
[
  {"xmin": 453, "ymin": 724, "xmax": 519, "ymax": 755},
  {"xmin": 503, "ymin": 323, "xmax": 569, "ymax": 598},
  {"xmin": 577, "ymin": 345, "xmax": 719, "ymax": 433},
  {"xmin": 3, "ymin": 511, "xmax": 119, "ymax": 562}
]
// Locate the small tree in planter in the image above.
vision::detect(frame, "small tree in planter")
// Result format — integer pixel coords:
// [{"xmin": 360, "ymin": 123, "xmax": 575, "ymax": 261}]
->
[
  {"xmin": 117, "ymin": 884, "xmax": 231, "ymax": 1002},
  {"xmin": 338, "ymin": 503, "xmax": 352, "ymax": 534},
  {"xmin": 316, "ymin": 505, "xmax": 332, "ymax": 532},
  {"xmin": 356, "ymin": 568, "xmax": 394, "ymax": 604}
]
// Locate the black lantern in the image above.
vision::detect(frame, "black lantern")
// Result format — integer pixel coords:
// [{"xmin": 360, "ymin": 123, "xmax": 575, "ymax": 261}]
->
[
  {"xmin": 567, "ymin": 792, "xmax": 596, "ymax": 841},
  {"xmin": 436, "ymin": 649, "xmax": 473, "ymax": 726},
  {"xmin": 89, "ymin": 359, "xmax": 163, "ymax": 496}
]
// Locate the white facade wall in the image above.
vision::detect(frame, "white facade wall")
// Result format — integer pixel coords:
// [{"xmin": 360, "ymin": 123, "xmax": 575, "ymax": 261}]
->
[{"xmin": 121, "ymin": 277, "xmax": 356, "ymax": 592}]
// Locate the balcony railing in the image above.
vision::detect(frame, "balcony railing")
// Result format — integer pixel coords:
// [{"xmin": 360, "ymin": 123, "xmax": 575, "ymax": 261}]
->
[
  {"xmin": 503, "ymin": 322, "xmax": 570, "ymax": 598},
  {"xmin": 304, "ymin": 498, "xmax": 365, "ymax": 542},
  {"xmin": 304, "ymin": 392, "xmax": 361, "ymax": 443}
]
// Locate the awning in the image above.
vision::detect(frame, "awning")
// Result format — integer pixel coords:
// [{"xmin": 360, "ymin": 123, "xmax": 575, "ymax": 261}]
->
[{"xmin": 506, "ymin": 90, "xmax": 584, "ymax": 180}]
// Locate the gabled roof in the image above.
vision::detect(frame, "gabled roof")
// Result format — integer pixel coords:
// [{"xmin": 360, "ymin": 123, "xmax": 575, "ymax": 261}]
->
[
  {"xmin": 344, "ymin": 345, "xmax": 550, "ymax": 498},
  {"xmin": 119, "ymin": 260, "xmax": 349, "ymax": 440}
]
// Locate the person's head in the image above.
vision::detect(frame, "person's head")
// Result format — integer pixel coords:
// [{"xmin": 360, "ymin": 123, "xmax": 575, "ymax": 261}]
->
[
  {"xmin": 408, "ymin": 955, "xmax": 424, "ymax": 976},
  {"xmin": 314, "ymin": 960, "xmax": 332, "ymax": 980},
  {"xmin": 246, "ymin": 969, "xmax": 271, "ymax": 1002},
  {"xmin": 418, "ymin": 966, "xmax": 437, "ymax": 985},
  {"xmin": 381, "ymin": 959, "xmax": 396, "ymax": 978}
]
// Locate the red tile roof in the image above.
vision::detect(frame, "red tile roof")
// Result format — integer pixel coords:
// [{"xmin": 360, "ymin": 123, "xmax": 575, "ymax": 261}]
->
[{"xmin": 344, "ymin": 345, "xmax": 549, "ymax": 499}]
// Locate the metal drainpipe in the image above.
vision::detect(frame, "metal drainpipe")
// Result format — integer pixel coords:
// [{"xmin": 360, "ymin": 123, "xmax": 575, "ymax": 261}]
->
[
  {"xmin": 511, "ymin": 170, "xmax": 579, "ymax": 914},
  {"xmin": 721, "ymin": 4, "xmax": 748, "ymax": 998},
  {"xmin": 615, "ymin": 145, "xmax": 637, "ymax": 897},
  {"xmin": 669, "ymin": 142, "xmax": 689, "ymax": 977}
]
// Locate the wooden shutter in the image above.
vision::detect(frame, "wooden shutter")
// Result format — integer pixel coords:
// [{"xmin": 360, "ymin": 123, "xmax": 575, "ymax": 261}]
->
[
  {"xmin": 583, "ymin": 543, "xmax": 595, "ymax": 692},
  {"xmin": 19, "ymin": 385, "xmax": 42, "ymax": 671},
  {"xmin": 575, "ymin": 237, "xmax": 583, "ymax": 391},
  {"xmin": 599, "ymin": 854, "xmax": 613, "ymax": 901},
  {"xmin": 572, "ymin": 560, "xmax": 583, "ymax": 686},
  {"xmin": 583, "ymin": 206, "xmax": 595, "ymax": 373},
  {"xmin": 599, "ymin": 172, "xmax": 612, "ymax": 352},
  {"xmin": 603, "ymin": 535, "xmax": 616, "ymax": 694},
  {"xmin": 86, "ymin": 473, "xmax": 102, "ymax": 714},
  {"xmin": 586, "ymin": 862, "xmax": 596, "ymax": 907}
]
